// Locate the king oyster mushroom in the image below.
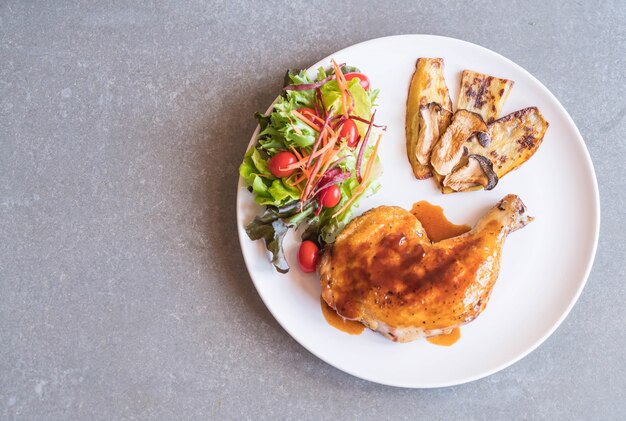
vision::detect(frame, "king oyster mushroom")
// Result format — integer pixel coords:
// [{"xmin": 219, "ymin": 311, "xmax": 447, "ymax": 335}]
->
[
  {"xmin": 465, "ymin": 106, "xmax": 550, "ymax": 179},
  {"xmin": 430, "ymin": 109, "xmax": 490, "ymax": 177},
  {"xmin": 405, "ymin": 58, "xmax": 453, "ymax": 180},
  {"xmin": 443, "ymin": 154, "xmax": 499, "ymax": 192},
  {"xmin": 456, "ymin": 70, "xmax": 514, "ymax": 123},
  {"xmin": 415, "ymin": 102, "xmax": 452, "ymax": 166}
]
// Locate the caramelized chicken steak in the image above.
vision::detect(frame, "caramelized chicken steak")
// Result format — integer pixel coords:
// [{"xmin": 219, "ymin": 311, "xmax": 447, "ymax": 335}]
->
[{"xmin": 319, "ymin": 194, "xmax": 532, "ymax": 342}]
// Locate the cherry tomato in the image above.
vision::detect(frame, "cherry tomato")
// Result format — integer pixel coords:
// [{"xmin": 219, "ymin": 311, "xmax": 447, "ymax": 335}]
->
[
  {"xmin": 298, "ymin": 240, "xmax": 319, "ymax": 273},
  {"xmin": 338, "ymin": 119, "xmax": 358, "ymax": 147},
  {"xmin": 296, "ymin": 107, "xmax": 318, "ymax": 122},
  {"xmin": 319, "ymin": 184, "xmax": 341, "ymax": 208},
  {"xmin": 268, "ymin": 151, "xmax": 297, "ymax": 178},
  {"xmin": 344, "ymin": 72, "xmax": 370, "ymax": 91}
]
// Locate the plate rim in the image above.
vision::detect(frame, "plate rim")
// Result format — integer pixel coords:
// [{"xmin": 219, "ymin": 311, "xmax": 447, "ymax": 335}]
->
[{"xmin": 235, "ymin": 34, "xmax": 601, "ymax": 388}]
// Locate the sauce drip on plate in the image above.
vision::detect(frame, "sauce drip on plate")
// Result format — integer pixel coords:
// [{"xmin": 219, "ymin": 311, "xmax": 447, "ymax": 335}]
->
[
  {"xmin": 426, "ymin": 327, "xmax": 461, "ymax": 346},
  {"xmin": 320, "ymin": 297, "xmax": 365, "ymax": 335},
  {"xmin": 410, "ymin": 201, "xmax": 471, "ymax": 243}
]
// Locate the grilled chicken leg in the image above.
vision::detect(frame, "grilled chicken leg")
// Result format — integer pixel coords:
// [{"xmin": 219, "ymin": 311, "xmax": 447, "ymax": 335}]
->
[{"xmin": 319, "ymin": 194, "xmax": 532, "ymax": 342}]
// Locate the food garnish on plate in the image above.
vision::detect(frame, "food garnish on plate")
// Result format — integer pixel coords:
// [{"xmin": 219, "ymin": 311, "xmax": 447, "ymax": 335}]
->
[
  {"xmin": 466, "ymin": 107, "xmax": 549, "ymax": 180},
  {"xmin": 406, "ymin": 61, "xmax": 549, "ymax": 193},
  {"xmin": 456, "ymin": 69, "xmax": 514, "ymax": 123},
  {"xmin": 405, "ymin": 58, "xmax": 453, "ymax": 180},
  {"xmin": 239, "ymin": 60, "xmax": 384, "ymax": 273}
]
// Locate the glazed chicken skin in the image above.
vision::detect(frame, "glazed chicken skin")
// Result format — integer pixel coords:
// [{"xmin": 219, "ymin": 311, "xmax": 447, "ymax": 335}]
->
[{"xmin": 320, "ymin": 194, "xmax": 532, "ymax": 342}]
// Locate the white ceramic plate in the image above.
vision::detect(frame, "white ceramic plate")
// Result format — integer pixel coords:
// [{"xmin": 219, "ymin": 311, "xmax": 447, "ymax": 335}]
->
[{"xmin": 236, "ymin": 35, "xmax": 600, "ymax": 388}]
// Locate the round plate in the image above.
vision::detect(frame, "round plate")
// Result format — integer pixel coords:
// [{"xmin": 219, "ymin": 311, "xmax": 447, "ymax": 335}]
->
[{"xmin": 236, "ymin": 35, "xmax": 600, "ymax": 388}]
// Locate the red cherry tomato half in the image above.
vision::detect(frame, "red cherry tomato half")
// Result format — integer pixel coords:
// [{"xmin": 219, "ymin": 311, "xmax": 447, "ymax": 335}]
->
[
  {"xmin": 268, "ymin": 151, "xmax": 297, "ymax": 178},
  {"xmin": 319, "ymin": 184, "xmax": 341, "ymax": 208},
  {"xmin": 338, "ymin": 119, "xmax": 358, "ymax": 147},
  {"xmin": 344, "ymin": 72, "xmax": 370, "ymax": 91},
  {"xmin": 296, "ymin": 107, "xmax": 318, "ymax": 122},
  {"xmin": 298, "ymin": 240, "xmax": 319, "ymax": 273}
]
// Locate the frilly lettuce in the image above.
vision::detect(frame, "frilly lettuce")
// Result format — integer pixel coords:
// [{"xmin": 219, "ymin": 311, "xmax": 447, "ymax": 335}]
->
[
  {"xmin": 239, "ymin": 64, "xmax": 383, "ymax": 272},
  {"xmin": 239, "ymin": 147, "xmax": 300, "ymax": 206}
]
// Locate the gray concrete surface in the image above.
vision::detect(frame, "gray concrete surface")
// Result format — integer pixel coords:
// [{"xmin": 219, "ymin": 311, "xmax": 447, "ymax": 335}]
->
[{"xmin": 1, "ymin": 1, "xmax": 625, "ymax": 419}]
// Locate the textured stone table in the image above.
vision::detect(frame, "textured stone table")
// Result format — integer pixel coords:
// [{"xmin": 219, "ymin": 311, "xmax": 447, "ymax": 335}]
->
[{"xmin": 1, "ymin": 1, "xmax": 624, "ymax": 419}]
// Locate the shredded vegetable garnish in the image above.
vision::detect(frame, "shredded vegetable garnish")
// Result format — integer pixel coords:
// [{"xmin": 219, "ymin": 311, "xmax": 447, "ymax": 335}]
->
[
  {"xmin": 306, "ymin": 109, "xmax": 335, "ymax": 168},
  {"xmin": 333, "ymin": 132, "xmax": 383, "ymax": 218},
  {"xmin": 356, "ymin": 110, "xmax": 376, "ymax": 183},
  {"xmin": 283, "ymin": 74, "xmax": 334, "ymax": 91},
  {"xmin": 239, "ymin": 61, "xmax": 383, "ymax": 272},
  {"xmin": 291, "ymin": 110, "xmax": 323, "ymax": 132}
]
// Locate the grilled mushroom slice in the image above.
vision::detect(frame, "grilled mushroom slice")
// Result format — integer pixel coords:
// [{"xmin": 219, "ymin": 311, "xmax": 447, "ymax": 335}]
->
[
  {"xmin": 466, "ymin": 106, "xmax": 549, "ymax": 178},
  {"xmin": 406, "ymin": 58, "xmax": 453, "ymax": 179},
  {"xmin": 443, "ymin": 154, "xmax": 499, "ymax": 191},
  {"xmin": 457, "ymin": 70, "xmax": 514, "ymax": 123},
  {"xmin": 430, "ymin": 110, "xmax": 489, "ymax": 177},
  {"xmin": 415, "ymin": 103, "xmax": 453, "ymax": 166}
]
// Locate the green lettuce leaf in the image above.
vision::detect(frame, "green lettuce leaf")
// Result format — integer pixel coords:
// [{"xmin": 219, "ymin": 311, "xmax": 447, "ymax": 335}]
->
[
  {"xmin": 239, "ymin": 147, "xmax": 300, "ymax": 207},
  {"xmin": 245, "ymin": 200, "xmax": 315, "ymax": 273},
  {"xmin": 257, "ymin": 95, "xmax": 318, "ymax": 154},
  {"xmin": 320, "ymin": 78, "xmax": 372, "ymax": 136}
]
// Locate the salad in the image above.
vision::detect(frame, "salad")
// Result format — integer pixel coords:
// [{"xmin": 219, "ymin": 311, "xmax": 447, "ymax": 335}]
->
[{"xmin": 239, "ymin": 60, "xmax": 384, "ymax": 273}]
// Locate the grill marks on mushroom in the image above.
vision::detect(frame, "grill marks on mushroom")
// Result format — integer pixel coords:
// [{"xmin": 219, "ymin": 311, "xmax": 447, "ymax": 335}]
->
[
  {"xmin": 470, "ymin": 107, "xmax": 549, "ymax": 178},
  {"xmin": 405, "ymin": 58, "xmax": 453, "ymax": 179},
  {"xmin": 457, "ymin": 70, "xmax": 514, "ymax": 123},
  {"xmin": 430, "ymin": 110, "xmax": 489, "ymax": 177},
  {"xmin": 405, "ymin": 60, "xmax": 549, "ymax": 193},
  {"xmin": 415, "ymin": 103, "xmax": 452, "ymax": 166},
  {"xmin": 441, "ymin": 108, "xmax": 549, "ymax": 191},
  {"xmin": 443, "ymin": 154, "xmax": 498, "ymax": 192}
]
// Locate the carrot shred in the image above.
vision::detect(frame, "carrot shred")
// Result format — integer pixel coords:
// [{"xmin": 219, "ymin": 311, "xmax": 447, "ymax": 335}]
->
[
  {"xmin": 284, "ymin": 156, "xmax": 309, "ymax": 171},
  {"xmin": 289, "ymin": 145, "xmax": 304, "ymax": 161},
  {"xmin": 325, "ymin": 125, "xmax": 337, "ymax": 139},
  {"xmin": 306, "ymin": 110, "xmax": 335, "ymax": 168},
  {"xmin": 307, "ymin": 113, "xmax": 326, "ymax": 125},
  {"xmin": 332, "ymin": 133, "xmax": 382, "ymax": 218},
  {"xmin": 301, "ymin": 132, "xmax": 340, "ymax": 201},
  {"xmin": 292, "ymin": 172, "xmax": 308, "ymax": 185},
  {"xmin": 312, "ymin": 135, "xmax": 336, "ymax": 158},
  {"xmin": 285, "ymin": 136, "xmax": 338, "ymax": 171},
  {"xmin": 331, "ymin": 59, "xmax": 351, "ymax": 116},
  {"xmin": 291, "ymin": 110, "xmax": 322, "ymax": 132},
  {"xmin": 317, "ymin": 143, "xmax": 345, "ymax": 181},
  {"xmin": 284, "ymin": 173, "xmax": 303, "ymax": 192},
  {"xmin": 286, "ymin": 113, "xmax": 303, "ymax": 135}
]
